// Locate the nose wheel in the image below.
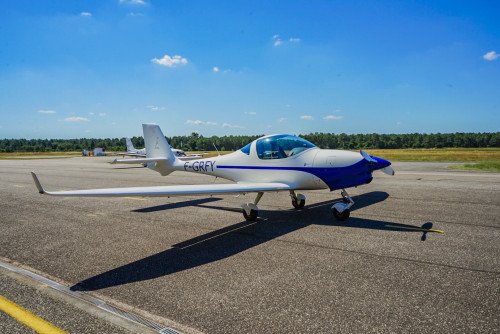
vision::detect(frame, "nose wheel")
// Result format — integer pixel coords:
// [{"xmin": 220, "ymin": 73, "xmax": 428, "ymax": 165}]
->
[{"xmin": 331, "ymin": 189, "xmax": 354, "ymax": 221}]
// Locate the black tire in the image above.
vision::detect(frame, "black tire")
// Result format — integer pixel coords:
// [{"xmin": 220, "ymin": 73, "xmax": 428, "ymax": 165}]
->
[
  {"xmin": 292, "ymin": 198, "xmax": 305, "ymax": 209},
  {"xmin": 332, "ymin": 208, "xmax": 350, "ymax": 221},
  {"xmin": 243, "ymin": 209, "xmax": 258, "ymax": 221}
]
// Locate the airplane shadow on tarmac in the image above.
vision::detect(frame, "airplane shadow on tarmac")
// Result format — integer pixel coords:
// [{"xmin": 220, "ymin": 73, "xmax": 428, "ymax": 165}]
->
[{"xmin": 70, "ymin": 191, "xmax": 433, "ymax": 292}]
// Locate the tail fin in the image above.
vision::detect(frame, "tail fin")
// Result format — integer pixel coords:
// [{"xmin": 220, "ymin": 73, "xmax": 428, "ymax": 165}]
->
[
  {"xmin": 125, "ymin": 138, "xmax": 135, "ymax": 152},
  {"xmin": 142, "ymin": 124, "xmax": 178, "ymax": 175}
]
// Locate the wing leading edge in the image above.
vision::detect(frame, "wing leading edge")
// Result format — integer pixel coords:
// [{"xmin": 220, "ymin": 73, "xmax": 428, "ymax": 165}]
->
[{"xmin": 31, "ymin": 172, "xmax": 290, "ymax": 197}]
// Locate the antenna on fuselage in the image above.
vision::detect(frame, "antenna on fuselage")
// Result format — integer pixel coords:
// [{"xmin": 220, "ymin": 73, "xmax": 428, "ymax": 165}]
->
[{"xmin": 213, "ymin": 143, "xmax": 220, "ymax": 156}]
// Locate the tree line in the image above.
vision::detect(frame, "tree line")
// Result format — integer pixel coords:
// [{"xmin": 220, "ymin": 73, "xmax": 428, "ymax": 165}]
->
[{"xmin": 0, "ymin": 132, "xmax": 498, "ymax": 153}]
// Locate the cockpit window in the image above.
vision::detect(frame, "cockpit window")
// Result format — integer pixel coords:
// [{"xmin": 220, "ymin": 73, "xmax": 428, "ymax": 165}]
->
[
  {"xmin": 240, "ymin": 142, "xmax": 251, "ymax": 155},
  {"xmin": 256, "ymin": 135, "xmax": 316, "ymax": 160}
]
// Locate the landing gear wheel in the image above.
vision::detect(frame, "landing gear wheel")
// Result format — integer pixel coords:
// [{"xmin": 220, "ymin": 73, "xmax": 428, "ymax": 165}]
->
[
  {"xmin": 243, "ymin": 209, "xmax": 258, "ymax": 221},
  {"xmin": 292, "ymin": 198, "xmax": 305, "ymax": 209},
  {"xmin": 332, "ymin": 207, "xmax": 350, "ymax": 221}
]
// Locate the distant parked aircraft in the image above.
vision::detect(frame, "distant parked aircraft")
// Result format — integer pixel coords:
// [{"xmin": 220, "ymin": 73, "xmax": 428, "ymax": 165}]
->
[{"xmin": 113, "ymin": 137, "xmax": 203, "ymax": 162}]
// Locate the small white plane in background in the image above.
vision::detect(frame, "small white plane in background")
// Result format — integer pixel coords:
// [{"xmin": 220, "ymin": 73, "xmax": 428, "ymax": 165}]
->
[
  {"xmin": 31, "ymin": 124, "xmax": 394, "ymax": 221},
  {"xmin": 114, "ymin": 137, "xmax": 203, "ymax": 162}
]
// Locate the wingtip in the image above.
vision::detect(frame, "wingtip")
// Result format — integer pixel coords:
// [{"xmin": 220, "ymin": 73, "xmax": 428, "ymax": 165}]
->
[{"xmin": 30, "ymin": 171, "xmax": 45, "ymax": 194}]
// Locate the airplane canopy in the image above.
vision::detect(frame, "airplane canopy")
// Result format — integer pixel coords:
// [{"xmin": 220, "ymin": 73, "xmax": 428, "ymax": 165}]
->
[{"xmin": 243, "ymin": 134, "xmax": 316, "ymax": 160}]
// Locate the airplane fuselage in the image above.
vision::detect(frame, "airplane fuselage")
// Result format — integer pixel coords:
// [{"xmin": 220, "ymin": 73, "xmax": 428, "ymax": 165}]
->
[{"xmin": 152, "ymin": 145, "xmax": 389, "ymax": 191}]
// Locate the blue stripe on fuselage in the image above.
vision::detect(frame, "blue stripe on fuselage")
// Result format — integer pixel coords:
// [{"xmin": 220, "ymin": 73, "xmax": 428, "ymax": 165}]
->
[{"xmin": 216, "ymin": 160, "xmax": 374, "ymax": 190}]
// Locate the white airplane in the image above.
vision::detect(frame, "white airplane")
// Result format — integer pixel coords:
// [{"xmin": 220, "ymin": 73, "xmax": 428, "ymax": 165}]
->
[
  {"xmin": 124, "ymin": 137, "xmax": 146, "ymax": 156},
  {"xmin": 31, "ymin": 124, "xmax": 394, "ymax": 221},
  {"xmin": 114, "ymin": 137, "xmax": 203, "ymax": 162}
]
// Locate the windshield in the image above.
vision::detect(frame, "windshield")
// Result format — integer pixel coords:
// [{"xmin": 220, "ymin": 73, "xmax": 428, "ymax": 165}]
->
[{"xmin": 256, "ymin": 135, "xmax": 316, "ymax": 159}]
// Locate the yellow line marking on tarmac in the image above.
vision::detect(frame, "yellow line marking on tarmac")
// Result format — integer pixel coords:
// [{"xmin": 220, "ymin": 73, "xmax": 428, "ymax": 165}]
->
[
  {"xmin": 384, "ymin": 224, "xmax": 444, "ymax": 233},
  {"xmin": 0, "ymin": 294, "xmax": 68, "ymax": 334},
  {"xmin": 124, "ymin": 197, "xmax": 146, "ymax": 201}
]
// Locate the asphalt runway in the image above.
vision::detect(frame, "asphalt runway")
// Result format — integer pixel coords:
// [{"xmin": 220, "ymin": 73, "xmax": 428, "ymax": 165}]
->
[{"xmin": 1, "ymin": 157, "xmax": 499, "ymax": 333}]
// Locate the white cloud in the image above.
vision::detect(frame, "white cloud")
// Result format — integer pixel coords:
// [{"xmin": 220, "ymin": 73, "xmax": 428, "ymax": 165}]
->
[
  {"xmin": 64, "ymin": 117, "xmax": 89, "ymax": 122},
  {"xmin": 98, "ymin": 112, "xmax": 107, "ymax": 116},
  {"xmin": 127, "ymin": 12, "xmax": 144, "ymax": 17},
  {"xmin": 272, "ymin": 34, "xmax": 301, "ymax": 47},
  {"xmin": 277, "ymin": 117, "xmax": 287, "ymax": 123},
  {"xmin": 185, "ymin": 119, "xmax": 217, "ymax": 126},
  {"xmin": 244, "ymin": 111, "xmax": 257, "ymax": 115},
  {"xmin": 80, "ymin": 12, "xmax": 92, "ymax": 17},
  {"xmin": 272, "ymin": 34, "xmax": 283, "ymax": 47},
  {"xmin": 146, "ymin": 105, "xmax": 165, "ymax": 111},
  {"xmin": 222, "ymin": 122, "xmax": 245, "ymax": 129},
  {"xmin": 300, "ymin": 115, "xmax": 314, "ymax": 121},
  {"xmin": 322, "ymin": 115, "xmax": 343, "ymax": 121},
  {"xmin": 483, "ymin": 51, "xmax": 499, "ymax": 61},
  {"xmin": 151, "ymin": 54, "xmax": 188, "ymax": 67},
  {"xmin": 213, "ymin": 66, "xmax": 232, "ymax": 73},
  {"xmin": 119, "ymin": 0, "xmax": 146, "ymax": 5},
  {"xmin": 396, "ymin": 121, "xmax": 402, "ymax": 125},
  {"xmin": 37, "ymin": 109, "xmax": 56, "ymax": 114},
  {"xmin": 89, "ymin": 112, "xmax": 95, "ymax": 115}
]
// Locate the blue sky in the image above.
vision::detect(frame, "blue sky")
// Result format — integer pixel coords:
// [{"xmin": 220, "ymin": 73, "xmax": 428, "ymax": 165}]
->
[{"xmin": 0, "ymin": 0, "xmax": 499, "ymax": 139}]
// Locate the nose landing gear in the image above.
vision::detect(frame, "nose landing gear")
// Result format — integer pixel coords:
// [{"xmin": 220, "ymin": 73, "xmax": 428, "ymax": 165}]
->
[{"xmin": 331, "ymin": 189, "xmax": 354, "ymax": 221}]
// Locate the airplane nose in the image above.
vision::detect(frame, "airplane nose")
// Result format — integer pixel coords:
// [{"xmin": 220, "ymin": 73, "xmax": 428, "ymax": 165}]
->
[{"xmin": 370, "ymin": 156, "xmax": 391, "ymax": 170}]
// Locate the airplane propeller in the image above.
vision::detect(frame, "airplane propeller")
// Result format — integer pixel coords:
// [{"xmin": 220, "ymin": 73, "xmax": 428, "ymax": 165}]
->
[
  {"xmin": 381, "ymin": 166, "xmax": 395, "ymax": 175},
  {"xmin": 360, "ymin": 150, "xmax": 377, "ymax": 163},
  {"xmin": 360, "ymin": 150, "xmax": 395, "ymax": 175}
]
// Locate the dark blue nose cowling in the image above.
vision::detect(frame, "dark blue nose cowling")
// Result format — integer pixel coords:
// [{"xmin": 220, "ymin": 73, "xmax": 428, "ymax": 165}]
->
[{"xmin": 370, "ymin": 156, "xmax": 391, "ymax": 171}]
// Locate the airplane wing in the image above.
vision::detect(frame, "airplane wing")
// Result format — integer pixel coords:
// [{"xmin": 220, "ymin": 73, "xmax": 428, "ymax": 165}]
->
[
  {"xmin": 121, "ymin": 153, "xmax": 147, "ymax": 158},
  {"xmin": 177, "ymin": 155, "xmax": 203, "ymax": 161},
  {"xmin": 111, "ymin": 157, "xmax": 167, "ymax": 165},
  {"xmin": 107, "ymin": 152, "xmax": 146, "ymax": 157},
  {"xmin": 31, "ymin": 172, "xmax": 291, "ymax": 197}
]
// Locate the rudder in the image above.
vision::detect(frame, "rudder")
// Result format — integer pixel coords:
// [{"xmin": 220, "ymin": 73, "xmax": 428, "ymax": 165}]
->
[
  {"xmin": 125, "ymin": 137, "xmax": 135, "ymax": 152},
  {"xmin": 142, "ymin": 124, "xmax": 175, "ymax": 164}
]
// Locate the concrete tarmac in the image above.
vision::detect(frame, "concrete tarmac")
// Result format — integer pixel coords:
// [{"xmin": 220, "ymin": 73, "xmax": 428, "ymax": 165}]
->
[{"xmin": 1, "ymin": 157, "xmax": 499, "ymax": 333}]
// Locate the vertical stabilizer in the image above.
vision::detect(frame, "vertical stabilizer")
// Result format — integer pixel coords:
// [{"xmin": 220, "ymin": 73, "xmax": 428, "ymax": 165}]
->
[
  {"xmin": 142, "ymin": 124, "xmax": 176, "ymax": 165},
  {"xmin": 125, "ymin": 138, "xmax": 135, "ymax": 152}
]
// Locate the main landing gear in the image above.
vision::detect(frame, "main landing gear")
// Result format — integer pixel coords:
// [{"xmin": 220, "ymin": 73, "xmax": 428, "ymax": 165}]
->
[
  {"xmin": 241, "ymin": 190, "xmax": 307, "ymax": 221},
  {"xmin": 290, "ymin": 190, "xmax": 306, "ymax": 209},
  {"xmin": 241, "ymin": 191, "xmax": 263, "ymax": 221},
  {"xmin": 331, "ymin": 189, "xmax": 354, "ymax": 221}
]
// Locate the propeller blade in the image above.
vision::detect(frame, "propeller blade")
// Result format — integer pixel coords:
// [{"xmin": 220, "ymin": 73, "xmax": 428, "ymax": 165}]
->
[
  {"xmin": 360, "ymin": 150, "xmax": 377, "ymax": 163},
  {"xmin": 381, "ymin": 166, "xmax": 395, "ymax": 176}
]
